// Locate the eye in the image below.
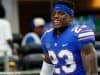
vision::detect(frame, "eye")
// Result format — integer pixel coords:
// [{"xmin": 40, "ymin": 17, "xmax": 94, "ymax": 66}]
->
[{"xmin": 51, "ymin": 11, "xmax": 66, "ymax": 16}]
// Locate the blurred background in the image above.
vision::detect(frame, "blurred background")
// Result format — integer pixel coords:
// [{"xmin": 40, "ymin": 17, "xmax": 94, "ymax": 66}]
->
[{"xmin": 0, "ymin": 0, "xmax": 100, "ymax": 75}]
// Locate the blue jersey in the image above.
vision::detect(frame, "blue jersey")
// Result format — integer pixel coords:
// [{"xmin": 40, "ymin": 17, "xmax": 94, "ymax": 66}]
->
[{"xmin": 41, "ymin": 24, "xmax": 95, "ymax": 75}]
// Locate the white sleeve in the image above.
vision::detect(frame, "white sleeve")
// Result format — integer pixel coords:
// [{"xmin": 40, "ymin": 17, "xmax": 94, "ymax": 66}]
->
[
  {"xmin": 4, "ymin": 21, "xmax": 12, "ymax": 40},
  {"xmin": 40, "ymin": 61, "xmax": 54, "ymax": 75}
]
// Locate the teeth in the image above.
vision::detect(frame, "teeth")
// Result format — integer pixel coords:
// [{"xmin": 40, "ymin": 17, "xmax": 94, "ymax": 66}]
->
[{"xmin": 55, "ymin": 20, "xmax": 60, "ymax": 22}]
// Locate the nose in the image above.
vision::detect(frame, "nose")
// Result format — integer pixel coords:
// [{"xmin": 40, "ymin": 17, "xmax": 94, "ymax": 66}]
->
[{"xmin": 53, "ymin": 12, "xmax": 59, "ymax": 19}]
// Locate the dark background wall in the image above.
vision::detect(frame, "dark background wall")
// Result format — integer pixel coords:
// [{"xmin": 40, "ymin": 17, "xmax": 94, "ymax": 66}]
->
[
  {"xmin": 18, "ymin": 0, "xmax": 51, "ymax": 35},
  {"xmin": 18, "ymin": 0, "xmax": 100, "ymax": 35}
]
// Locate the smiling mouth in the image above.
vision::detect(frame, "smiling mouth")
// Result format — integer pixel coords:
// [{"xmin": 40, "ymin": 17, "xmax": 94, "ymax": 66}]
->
[{"xmin": 54, "ymin": 20, "xmax": 61, "ymax": 24}]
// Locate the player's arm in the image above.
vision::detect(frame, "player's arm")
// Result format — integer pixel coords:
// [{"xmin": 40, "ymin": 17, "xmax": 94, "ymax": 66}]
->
[
  {"xmin": 81, "ymin": 43, "xmax": 98, "ymax": 75},
  {"xmin": 40, "ymin": 53, "xmax": 54, "ymax": 75},
  {"xmin": 5, "ymin": 23, "xmax": 18, "ymax": 55},
  {"xmin": 7, "ymin": 40, "xmax": 17, "ymax": 55}
]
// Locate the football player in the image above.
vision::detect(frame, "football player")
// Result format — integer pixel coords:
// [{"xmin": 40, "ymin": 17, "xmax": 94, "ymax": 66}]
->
[{"xmin": 40, "ymin": 1, "xmax": 98, "ymax": 75}]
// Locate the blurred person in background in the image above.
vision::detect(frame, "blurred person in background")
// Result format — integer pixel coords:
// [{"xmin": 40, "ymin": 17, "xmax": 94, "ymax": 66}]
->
[
  {"xmin": 20, "ymin": 17, "xmax": 45, "ymax": 70},
  {"xmin": 86, "ymin": 15, "xmax": 96, "ymax": 31},
  {"xmin": 21, "ymin": 17, "xmax": 45, "ymax": 46},
  {"xmin": 78, "ymin": 15, "xmax": 96, "ymax": 31},
  {"xmin": 0, "ymin": 4, "xmax": 18, "ymax": 71},
  {"xmin": 40, "ymin": 1, "xmax": 98, "ymax": 75}
]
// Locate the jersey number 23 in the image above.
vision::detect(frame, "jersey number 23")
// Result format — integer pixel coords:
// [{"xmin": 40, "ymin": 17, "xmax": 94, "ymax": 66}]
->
[{"xmin": 48, "ymin": 49, "xmax": 76, "ymax": 74}]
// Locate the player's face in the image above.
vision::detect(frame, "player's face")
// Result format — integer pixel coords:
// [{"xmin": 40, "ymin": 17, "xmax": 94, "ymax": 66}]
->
[
  {"xmin": 34, "ymin": 26, "xmax": 44, "ymax": 36},
  {"xmin": 51, "ymin": 10, "xmax": 72, "ymax": 29}
]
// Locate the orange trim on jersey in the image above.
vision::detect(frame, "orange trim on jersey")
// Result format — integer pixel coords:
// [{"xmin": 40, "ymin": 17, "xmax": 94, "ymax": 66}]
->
[
  {"xmin": 78, "ymin": 35, "xmax": 94, "ymax": 41},
  {"xmin": 80, "ymin": 30, "xmax": 92, "ymax": 33}
]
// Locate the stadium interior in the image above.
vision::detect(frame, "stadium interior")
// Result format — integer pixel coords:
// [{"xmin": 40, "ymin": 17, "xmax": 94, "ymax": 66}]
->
[{"xmin": 0, "ymin": 0, "xmax": 100, "ymax": 75}]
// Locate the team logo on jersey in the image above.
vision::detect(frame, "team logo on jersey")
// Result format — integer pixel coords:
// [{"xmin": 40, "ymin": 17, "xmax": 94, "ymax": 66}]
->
[
  {"xmin": 62, "ymin": 43, "xmax": 68, "ymax": 47},
  {"xmin": 54, "ymin": 42, "xmax": 58, "ymax": 47}
]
